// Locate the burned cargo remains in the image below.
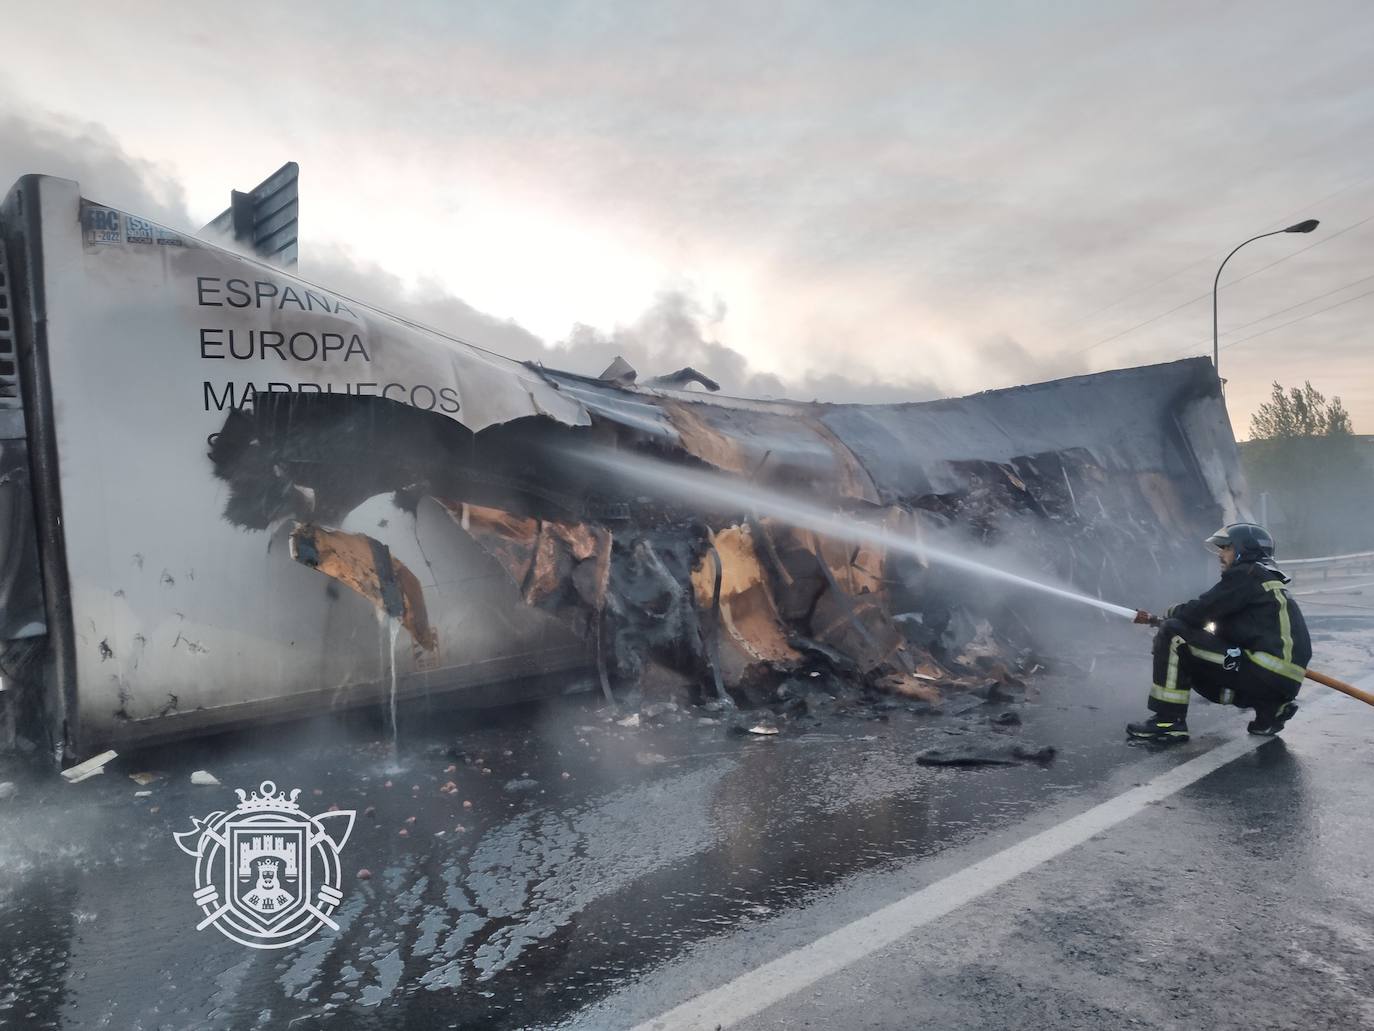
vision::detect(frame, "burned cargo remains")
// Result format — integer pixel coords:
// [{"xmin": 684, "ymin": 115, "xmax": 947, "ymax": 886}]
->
[{"xmin": 208, "ymin": 357, "xmax": 1244, "ymax": 715}]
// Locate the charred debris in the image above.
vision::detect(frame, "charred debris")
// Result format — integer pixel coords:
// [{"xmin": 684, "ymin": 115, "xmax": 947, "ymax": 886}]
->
[{"xmin": 207, "ymin": 356, "xmax": 1242, "ymax": 728}]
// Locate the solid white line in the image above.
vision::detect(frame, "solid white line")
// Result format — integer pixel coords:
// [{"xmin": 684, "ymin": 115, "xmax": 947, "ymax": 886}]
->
[{"xmin": 632, "ymin": 698, "xmax": 1346, "ymax": 1031}]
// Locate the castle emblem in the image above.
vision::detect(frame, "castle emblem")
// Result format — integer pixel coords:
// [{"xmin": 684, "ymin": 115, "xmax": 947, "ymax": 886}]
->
[{"xmin": 174, "ymin": 781, "xmax": 355, "ymax": 949}]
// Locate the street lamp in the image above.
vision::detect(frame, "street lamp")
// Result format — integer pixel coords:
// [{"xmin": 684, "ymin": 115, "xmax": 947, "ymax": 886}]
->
[{"xmin": 1213, "ymin": 219, "xmax": 1320, "ymax": 375}]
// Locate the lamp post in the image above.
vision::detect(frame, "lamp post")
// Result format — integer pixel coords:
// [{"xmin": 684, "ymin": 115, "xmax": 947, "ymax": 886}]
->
[{"xmin": 1213, "ymin": 219, "xmax": 1319, "ymax": 376}]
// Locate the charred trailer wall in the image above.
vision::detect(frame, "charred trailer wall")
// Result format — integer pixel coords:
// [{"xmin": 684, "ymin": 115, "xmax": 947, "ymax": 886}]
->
[
  {"xmin": 509, "ymin": 357, "xmax": 1245, "ymax": 703},
  {"xmin": 539, "ymin": 357, "xmax": 1243, "ymax": 608},
  {"xmin": 209, "ymin": 358, "xmax": 1244, "ymax": 721}
]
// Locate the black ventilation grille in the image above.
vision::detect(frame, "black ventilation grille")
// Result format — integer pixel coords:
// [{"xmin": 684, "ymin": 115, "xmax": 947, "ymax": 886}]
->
[{"xmin": 0, "ymin": 240, "xmax": 17, "ymax": 407}]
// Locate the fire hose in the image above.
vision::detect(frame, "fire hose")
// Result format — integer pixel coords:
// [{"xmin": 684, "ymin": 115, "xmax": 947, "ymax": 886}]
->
[
  {"xmin": 1301, "ymin": 667, "xmax": 1374, "ymax": 707},
  {"xmin": 1134, "ymin": 610, "xmax": 1374, "ymax": 708}
]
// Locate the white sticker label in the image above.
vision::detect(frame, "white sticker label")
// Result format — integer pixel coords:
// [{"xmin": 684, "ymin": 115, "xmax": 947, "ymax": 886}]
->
[
  {"xmin": 125, "ymin": 215, "xmax": 156, "ymax": 245},
  {"xmin": 83, "ymin": 206, "xmax": 122, "ymax": 245}
]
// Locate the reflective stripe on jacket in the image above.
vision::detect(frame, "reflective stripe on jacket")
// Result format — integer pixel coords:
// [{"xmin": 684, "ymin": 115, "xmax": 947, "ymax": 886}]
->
[{"xmin": 1166, "ymin": 560, "xmax": 1311, "ymax": 682}]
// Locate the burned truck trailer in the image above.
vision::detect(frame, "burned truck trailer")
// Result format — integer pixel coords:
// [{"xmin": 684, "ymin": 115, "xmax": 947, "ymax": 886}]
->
[{"xmin": 0, "ymin": 175, "xmax": 1248, "ymax": 760}]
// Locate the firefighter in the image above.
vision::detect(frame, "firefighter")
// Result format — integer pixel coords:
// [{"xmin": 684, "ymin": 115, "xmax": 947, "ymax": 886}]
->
[{"xmin": 1126, "ymin": 522, "xmax": 1310, "ymax": 743}]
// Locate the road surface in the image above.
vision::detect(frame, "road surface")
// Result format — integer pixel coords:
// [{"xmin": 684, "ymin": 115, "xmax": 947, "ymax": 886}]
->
[{"xmin": 1, "ymin": 618, "xmax": 1371, "ymax": 1030}]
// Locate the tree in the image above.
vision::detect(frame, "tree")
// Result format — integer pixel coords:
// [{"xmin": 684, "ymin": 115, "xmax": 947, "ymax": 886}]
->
[
  {"xmin": 1241, "ymin": 381, "xmax": 1368, "ymax": 557},
  {"xmin": 1250, "ymin": 381, "xmax": 1352, "ymax": 439}
]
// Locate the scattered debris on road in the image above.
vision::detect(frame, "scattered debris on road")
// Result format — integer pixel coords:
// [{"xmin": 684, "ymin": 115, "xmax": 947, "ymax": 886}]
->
[
  {"xmin": 61, "ymin": 749, "xmax": 117, "ymax": 783},
  {"xmin": 915, "ymin": 740, "xmax": 1058, "ymax": 767}
]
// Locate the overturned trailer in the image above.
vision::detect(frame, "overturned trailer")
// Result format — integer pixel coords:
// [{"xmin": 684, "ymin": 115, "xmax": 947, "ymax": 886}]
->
[{"xmin": 0, "ymin": 175, "xmax": 1247, "ymax": 760}]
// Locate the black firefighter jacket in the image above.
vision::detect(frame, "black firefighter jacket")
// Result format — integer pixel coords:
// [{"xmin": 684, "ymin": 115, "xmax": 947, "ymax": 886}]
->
[{"xmin": 1167, "ymin": 559, "xmax": 1311, "ymax": 684}]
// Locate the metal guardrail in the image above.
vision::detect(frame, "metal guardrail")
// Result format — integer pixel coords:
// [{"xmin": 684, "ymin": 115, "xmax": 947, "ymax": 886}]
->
[
  {"xmin": 1283, "ymin": 550, "xmax": 1374, "ymax": 605},
  {"xmin": 1281, "ymin": 550, "xmax": 1374, "ymax": 566}
]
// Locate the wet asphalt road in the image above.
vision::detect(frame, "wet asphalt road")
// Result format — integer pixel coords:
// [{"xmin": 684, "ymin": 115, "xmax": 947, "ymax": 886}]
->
[
  {"xmin": 715, "ymin": 697, "xmax": 1374, "ymax": 1031},
  {"xmin": 2, "ymin": 617, "xmax": 1372, "ymax": 1030}
]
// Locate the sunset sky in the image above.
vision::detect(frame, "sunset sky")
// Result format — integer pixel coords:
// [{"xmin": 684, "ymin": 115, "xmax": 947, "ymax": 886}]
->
[{"xmin": 3, "ymin": 1, "xmax": 1372, "ymax": 435}]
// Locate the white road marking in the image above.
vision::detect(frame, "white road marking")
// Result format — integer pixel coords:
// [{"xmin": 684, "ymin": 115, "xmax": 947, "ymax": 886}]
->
[{"xmin": 634, "ymin": 689, "xmax": 1355, "ymax": 1031}]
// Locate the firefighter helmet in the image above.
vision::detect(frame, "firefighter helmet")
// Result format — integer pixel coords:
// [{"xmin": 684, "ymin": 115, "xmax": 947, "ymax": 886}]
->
[{"xmin": 1204, "ymin": 522, "xmax": 1275, "ymax": 562}]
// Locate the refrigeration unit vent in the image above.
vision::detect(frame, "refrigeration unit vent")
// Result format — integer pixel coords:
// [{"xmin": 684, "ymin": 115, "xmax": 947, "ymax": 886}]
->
[{"xmin": 0, "ymin": 240, "xmax": 18, "ymax": 407}]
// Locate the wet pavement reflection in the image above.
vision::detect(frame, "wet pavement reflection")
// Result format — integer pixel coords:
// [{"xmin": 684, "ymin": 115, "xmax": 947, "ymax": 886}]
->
[{"xmin": 2, "ymin": 622, "xmax": 1367, "ymax": 1030}]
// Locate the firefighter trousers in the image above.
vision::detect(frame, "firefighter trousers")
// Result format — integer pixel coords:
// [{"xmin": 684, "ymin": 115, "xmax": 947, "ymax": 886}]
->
[{"xmin": 1147, "ymin": 618, "xmax": 1298, "ymax": 719}]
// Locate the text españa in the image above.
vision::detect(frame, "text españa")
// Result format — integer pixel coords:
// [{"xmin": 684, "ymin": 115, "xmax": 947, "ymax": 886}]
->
[{"xmin": 196, "ymin": 276, "xmax": 356, "ymax": 317}]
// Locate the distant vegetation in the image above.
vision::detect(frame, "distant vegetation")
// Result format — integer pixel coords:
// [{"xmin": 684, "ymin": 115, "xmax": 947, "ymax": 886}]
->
[
  {"xmin": 1241, "ymin": 381, "xmax": 1373, "ymax": 558},
  {"xmin": 1249, "ymin": 381, "xmax": 1352, "ymax": 440}
]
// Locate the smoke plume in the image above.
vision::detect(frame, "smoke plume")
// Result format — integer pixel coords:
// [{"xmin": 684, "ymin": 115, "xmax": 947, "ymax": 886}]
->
[{"xmin": 0, "ymin": 107, "xmax": 943, "ymax": 404}]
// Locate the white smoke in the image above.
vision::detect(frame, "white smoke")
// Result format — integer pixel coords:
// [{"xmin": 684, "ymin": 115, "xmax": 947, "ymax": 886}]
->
[{"xmin": 0, "ymin": 106, "xmax": 950, "ymax": 405}]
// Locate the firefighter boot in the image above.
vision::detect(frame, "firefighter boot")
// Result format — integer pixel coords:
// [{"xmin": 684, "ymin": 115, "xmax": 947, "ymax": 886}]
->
[
  {"xmin": 1126, "ymin": 714, "xmax": 1190, "ymax": 743},
  {"xmin": 1247, "ymin": 700, "xmax": 1299, "ymax": 736}
]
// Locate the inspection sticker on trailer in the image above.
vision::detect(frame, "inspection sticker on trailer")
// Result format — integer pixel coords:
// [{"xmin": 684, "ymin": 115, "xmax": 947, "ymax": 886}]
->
[
  {"xmin": 82, "ymin": 205, "xmax": 122, "ymax": 245},
  {"xmin": 125, "ymin": 215, "xmax": 156, "ymax": 245}
]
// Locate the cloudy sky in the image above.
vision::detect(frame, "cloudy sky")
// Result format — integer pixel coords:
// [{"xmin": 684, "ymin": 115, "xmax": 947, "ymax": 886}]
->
[{"xmin": 2, "ymin": 1, "xmax": 1372, "ymax": 434}]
